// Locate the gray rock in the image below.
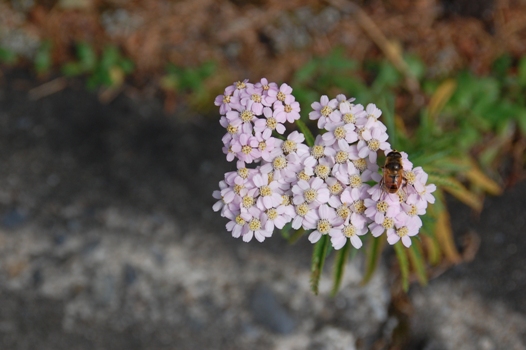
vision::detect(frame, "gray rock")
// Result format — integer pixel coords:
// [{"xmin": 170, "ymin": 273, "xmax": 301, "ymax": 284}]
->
[
  {"xmin": 1, "ymin": 208, "xmax": 27, "ymax": 228},
  {"xmin": 410, "ymin": 281, "xmax": 526, "ymax": 350},
  {"xmin": 250, "ymin": 285, "xmax": 296, "ymax": 334}
]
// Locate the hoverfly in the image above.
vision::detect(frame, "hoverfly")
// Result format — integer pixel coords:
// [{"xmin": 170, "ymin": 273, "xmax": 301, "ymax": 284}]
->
[{"xmin": 380, "ymin": 150, "xmax": 405, "ymax": 195}]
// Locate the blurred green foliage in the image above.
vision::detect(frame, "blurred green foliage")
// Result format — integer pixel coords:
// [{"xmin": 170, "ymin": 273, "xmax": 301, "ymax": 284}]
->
[
  {"xmin": 34, "ymin": 40, "xmax": 53, "ymax": 74},
  {"xmin": 62, "ymin": 42, "xmax": 134, "ymax": 89},
  {"xmin": 161, "ymin": 61, "xmax": 216, "ymax": 109},
  {"xmin": 0, "ymin": 47, "xmax": 18, "ymax": 65}
]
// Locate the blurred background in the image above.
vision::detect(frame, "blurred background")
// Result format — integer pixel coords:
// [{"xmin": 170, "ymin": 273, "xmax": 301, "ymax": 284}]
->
[{"xmin": 0, "ymin": 0, "xmax": 526, "ymax": 349}]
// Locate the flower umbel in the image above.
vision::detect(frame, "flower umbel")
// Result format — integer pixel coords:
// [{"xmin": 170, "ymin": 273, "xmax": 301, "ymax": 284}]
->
[{"xmin": 213, "ymin": 79, "xmax": 435, "ymax": 270}]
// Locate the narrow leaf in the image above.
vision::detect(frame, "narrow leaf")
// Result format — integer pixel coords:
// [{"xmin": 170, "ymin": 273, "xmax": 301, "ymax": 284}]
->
[
  {"xmin": 442, "ymin": 186, "xmax": 483, "ymax": 212},
  {"xmin": 465, "ymin": 158, "xmax": 502, "ymax": 196},
  {"xmin": 428, "ymin": 79, "xmax": 457, "ymax": 121},
  {"xmin": 394, "ymin": 242, "xmax": 410, "ymax": 292},
  {"xmin": 288, "ymin": 228, "xmax": 306, "ymax": 244},
  {"xmin": 296, "ymin": 119, "xmax": 315, "ymax": 147},
  {"xmin": 361, "ymin": 235, "xmax": 385, "ymax": 285},
  {"xmin": 378, "ymin": 93, "xmax": 396, "ymax": 148},
  {"xmin": 518, "ymin": 56, "xmax": 526, "ymax": 87},
  {"xmin": 331, "ymin": 241, "xmax": 351, "ymax": 297},
  {"xmin": 280, "ymin": 222, "xmax": 292, "ymax": 240},
  {"xmin": 433, "ymin": 196, "xmax": 462, "ymax": 264},
  {"xmin": 442, "ymin": 178, "xmax": 483, "ymax": 212},
  {"xmin": 408, "ymin": 241, "xmax": 428, "ymax": 286},
  {"xmin": 421, "ymin": 234, "xmax": 441, "ymax": 266},
  {"xmin": 427, "ymin": 174, "xmax": 464, "ymax": 189},
  {"xmin": 310, "ymin": 235, "xmax": 330, "ymax": 295}
]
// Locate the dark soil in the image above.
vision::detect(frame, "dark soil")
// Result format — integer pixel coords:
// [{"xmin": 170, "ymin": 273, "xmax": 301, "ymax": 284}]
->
[{"xmin": 446, "ymin": 186, "xmax": 526, "ymax": 314}]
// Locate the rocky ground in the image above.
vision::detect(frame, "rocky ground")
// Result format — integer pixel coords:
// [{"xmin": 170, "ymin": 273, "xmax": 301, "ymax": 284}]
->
[{"xmin": 0, "ymin": 70, "xmax": 525, "ymax": 350}]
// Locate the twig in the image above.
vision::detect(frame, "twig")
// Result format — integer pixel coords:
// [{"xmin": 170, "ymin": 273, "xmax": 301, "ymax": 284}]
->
[
  {"xmin": 327, "ymin": 0, "xmax": 422, "ymax": 96},
  {"xmin": 460, "ymin": 230, "xmax": 481, "ymax": 262},
  {"xmin": 98, "ymin": 85, "xmax": 124, "ymax": 104},
  {"xmin": 28, "ymin": 77, "xmax": 67, "ymax": 100}
]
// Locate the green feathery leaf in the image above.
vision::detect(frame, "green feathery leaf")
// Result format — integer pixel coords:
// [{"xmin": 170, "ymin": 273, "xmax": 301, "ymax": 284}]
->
[
  {"xmin": 296, "ymin": 119, "xmax": 315, "ymax": 147},
  {"xmin": 394, "ymin": 242, "xmax": 410, "ymax": 292},
  {"xmin": 362, "ymin": 235, "xmax": 385, "ymax": 285},
  {"xmin": 331, "ymin": 241, "xmax": 351, "ymax": 297},
  {"xmin": 288, "ymin": 228, "xmax": 306, "ymax": 244},
  {"xmin": 408, "ymin": 241, "xmax": 428, "ymax": 286},
  {"xmin": 311, "ymin": 235, "xmax": 330, "ymax": 295}
]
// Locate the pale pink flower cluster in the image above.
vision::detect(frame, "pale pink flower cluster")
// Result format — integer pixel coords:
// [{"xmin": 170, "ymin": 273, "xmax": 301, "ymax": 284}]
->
[
  {"xmin": 365, "ymin": 151, "xmax": 436, "ymax": 247},
  {"xmin": 212, "ymin": 79, "xmax": 300, "ymax": 242},
  {"xmin": 213, "ymin": 79, "xmax": 435, "ymax": 249}
]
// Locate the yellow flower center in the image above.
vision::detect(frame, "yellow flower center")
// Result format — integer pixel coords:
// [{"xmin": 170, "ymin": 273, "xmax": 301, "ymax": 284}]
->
[
  {"xmin": 241, "ymin": 110, "xmax": 254, "ymax": 123},
  {"xmin": 353, "ymin": 200, "xmax": 366, "ymax": 213},
  {"xmin": 298, "ymin": 170, "xmax": 311, "ymax": 181},
  {"xmin": 284, "ymin": 104, "xmax": 292, "ymax": 113},
  {"xmin": 349, "ymin": 174, "xmax": 362, "ymax": 188},
  {"xmin": 335, "ymin": 151, "xmax": 349, "ymax": 164},
  {"xmin": 405, "ymin": 171, "xmax": 416, "ymax": 185},
  {"xmin": 260, "ymin": 185, "xmax": 272, "ymax": 197},
  {"xmin": 352, "ymin": 158, "xmax": 367, "ymax": 172},
  {"xmin": 314, "ymin": 164, "xmax": 330, "ymax": 179},
  {"xmin": 258, "ymin": 141, "xmax": 266, "ymax": 151},
  {"xmin": 282, "ymin": 140, "xmax": 297, "ymax": 154},
  {"xmin": 334, "ymin": 126, "xmax": 346, "ymax": 140},
  {"xmin": 397, "ymin": 226, "xmax": 409, "ymax": 237},
  {"xmin": 235, "ymin": 215, "xmax": 245, "ymax": 225},
  {"xmin": 236, "ymin": 81, "xmax": 246, "ymax": 90},
  {"xmin": 329, "ymin": 182, "xmax": 343, "ymax": 195},
  {"xmin": 337, "ymin": 205, "xmax": 350, "ymax": 219},
  {"xmin": 343, "ymin": 225, "xmax": 356, "ymax": 237},
  {"xmin": 357, "ymin": 127, "xmax": 366, "ymax": 137},
  {"xmin": 281, "ymin": 195, "xmax": 291, "ymax": 206},
  {"xmin": 277, "ymin": 91, "xmax": 286, "ymax": 102},
  {"xmin": 267, "ymin": 208, "xmax": 278, "ymax": 220},
  {"xmin": 296, "ymin": 203, "xmax": 309, "ymax": 216},
  {"xmin": 382, "ymin": 217, "xmax": 394, "ymax": 229},
  {"xmin": 311, "ymin": 145, "xmax": 325, "ymax": 159},
  {"xmin": 266, "ymin": 117, "xmax": 277, "ymax": 130},
  {"xmin": 227, "ymin": 124, "xmax": 238, "ymax": 134},
  {"xmin": 242, "ymin": 196, "xmax": 254, "ymax": 209},
  {"xmin": 241, "ymin": 145, "xmax": 252, "ymax": 155},
  {"xmin": 408, "ymin": 204, "xmax": 417, "ymax": 216},
  {"xmin": 368, "ymin": 139, "xmax": 380, "ymax": 152},
  {"xmin": 304, "ymin": 188, "xmax": 317, "ymax": 203},
  {"xmin": 223, "ymin": 95, "xmax": 231, "ymax": 104},
  {"xmin": 251, "ymin": 94, "xmax": 262, "ymax": 103},
  {"xmin": 238, "ymin": 168, "xmax": 249, "ymax": 179},
  {"xmin": 321, "ymin": 105, "xmax": 332, "ymax": 117},
  {"xmin": 343, "ymin": 113, "xmax": 355, "ymax": 124},
  {"xmin": 317, "ymin": 219, "xmax": 331, "ymax": 234},
  {"xmin": 249, "ymin": 218, "xmax": 261, "ymax": 231},
  {"xmin": 234, "ymin": 184, "xmax": 243, "ymax": 194},
  {"xmin": 376, "ymin": 201, "xmax": 388, "ymax": 213},
  {"xmin": 273, "ymin": 156, "xmax": 287, "ymax": 170}
]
